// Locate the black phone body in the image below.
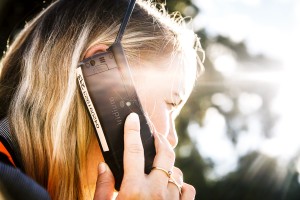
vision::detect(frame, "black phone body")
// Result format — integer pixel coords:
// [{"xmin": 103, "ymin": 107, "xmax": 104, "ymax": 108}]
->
[{"xmin": 76, "ymin": 43, "xmax": 156, "ymax": 190}]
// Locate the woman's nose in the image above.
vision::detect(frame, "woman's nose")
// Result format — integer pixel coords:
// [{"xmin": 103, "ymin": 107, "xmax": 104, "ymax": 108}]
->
[{"xmin": 167, "ymin": 119, "xmax": 178, "ymax": 148}]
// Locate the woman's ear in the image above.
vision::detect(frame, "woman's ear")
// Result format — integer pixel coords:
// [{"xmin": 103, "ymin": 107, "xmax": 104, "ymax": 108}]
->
[{"xmin": 84, "ymin": 44, "xmax": 109, "ymax": 59}]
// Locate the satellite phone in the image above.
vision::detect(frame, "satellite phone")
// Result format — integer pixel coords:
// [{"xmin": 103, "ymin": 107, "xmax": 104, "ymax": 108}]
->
[{"xmin": 76, "ymin": 0, "xmax": 156, "ymax": 190}]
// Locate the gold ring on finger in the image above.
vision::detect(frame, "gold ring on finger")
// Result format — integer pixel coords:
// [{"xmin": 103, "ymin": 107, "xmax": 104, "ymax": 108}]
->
[
  {"xmin": 168, "ymin": 176, "xmax": 182, "ymax": 195},
  {"xmin": 151, "ymin": 166, "xmax": 173, "ymax": 178}
]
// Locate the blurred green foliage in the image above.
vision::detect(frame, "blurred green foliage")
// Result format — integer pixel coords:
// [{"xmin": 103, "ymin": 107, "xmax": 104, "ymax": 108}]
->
[{"xmin": 1, "ymin": 0, "xmax": 300, "ymax": 199}]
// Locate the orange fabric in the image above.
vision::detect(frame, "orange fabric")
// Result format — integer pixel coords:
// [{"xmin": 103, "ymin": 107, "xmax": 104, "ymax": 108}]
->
[{"xmin": 0, "ymin": 141, "xmax": 16, "ymax": 167}]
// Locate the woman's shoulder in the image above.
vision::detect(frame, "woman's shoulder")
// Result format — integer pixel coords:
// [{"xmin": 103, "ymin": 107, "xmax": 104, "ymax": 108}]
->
[
  {"xmin": 0, "ymin": 117, "xmax": 51, "ymax": 199},
  {"xmin": 0, "ymin": 117, "xmax": 23, "ymax": 169},
  {"xmin": 0, "ymin": 161, "xmax": 51, "ymax": 200},
  {"xmin": 0, "ymin": 117, "xmax": 17, "ymax": 167}
]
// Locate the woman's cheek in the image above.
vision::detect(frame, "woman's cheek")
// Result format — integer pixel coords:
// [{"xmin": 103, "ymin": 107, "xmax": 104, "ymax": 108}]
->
[{"xmin": 150, "ymin": 109, "xmax": 170, "ymax": 136}]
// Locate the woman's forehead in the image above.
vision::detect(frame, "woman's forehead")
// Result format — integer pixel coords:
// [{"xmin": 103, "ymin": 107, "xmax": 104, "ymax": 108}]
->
[
  {"xmin": 132, "ymin": 54, "xmax": 197, "ymax": 99},
  {"xmin": 162, "ymin": 54, "xmax": 197, "ymax": 92}
]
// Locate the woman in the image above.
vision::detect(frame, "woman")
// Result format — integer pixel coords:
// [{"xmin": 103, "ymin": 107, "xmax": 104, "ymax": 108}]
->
[{"xmin": 0, "ymin": 0, "xmax": 204, "ymax": 199}]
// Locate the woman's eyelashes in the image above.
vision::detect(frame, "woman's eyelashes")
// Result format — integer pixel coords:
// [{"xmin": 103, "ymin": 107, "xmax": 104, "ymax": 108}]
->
[{"xmin": 165, "ymin": 98, "xmax": 183, "ymax": 110}]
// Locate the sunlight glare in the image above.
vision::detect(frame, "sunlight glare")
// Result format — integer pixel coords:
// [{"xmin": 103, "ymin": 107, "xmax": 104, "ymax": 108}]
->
[
  {"xmin": 259, "ymin": 43, "xmax": 300, "ymax": 162},
  {"xmin": 211, "ymin": 93, "xmax": 234, "ymax": 113},
  {"xmin": 238, "ymin": 92, "xmax": 263, "ymax": 115},
  {"xmin": 188, "ymin": 107, "xmax": 238, "ymax": 180}
]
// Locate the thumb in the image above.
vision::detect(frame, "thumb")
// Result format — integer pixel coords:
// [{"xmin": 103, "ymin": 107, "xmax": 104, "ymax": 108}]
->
[{"xmin": 93, "ymin": 162, "xmax": 115, "ymax": 200}]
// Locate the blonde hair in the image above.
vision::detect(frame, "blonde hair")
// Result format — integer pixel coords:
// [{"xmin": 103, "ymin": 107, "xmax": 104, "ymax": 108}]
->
[{"xmin": 0, "ymin": 0, "xmax": 203, "ymax": 199}]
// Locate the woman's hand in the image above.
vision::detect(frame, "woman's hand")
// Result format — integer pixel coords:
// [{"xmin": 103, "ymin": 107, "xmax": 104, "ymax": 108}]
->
[{"xmin": 93, "ymin": 113, "xmax": 196, "ymax": 200}]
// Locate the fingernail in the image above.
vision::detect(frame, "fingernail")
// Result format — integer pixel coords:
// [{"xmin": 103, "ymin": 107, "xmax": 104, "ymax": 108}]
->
[
  {"xmin": 128, "ymin": 112, "xmax": 139, "ymax": 122},
  {"xmin": 98, "ymin": 162, "xmax": 106, "ymax": 175}
]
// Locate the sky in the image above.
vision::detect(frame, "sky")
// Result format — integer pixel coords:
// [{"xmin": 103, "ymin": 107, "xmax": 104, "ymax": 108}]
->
[
  {"xmin": 187, "ymin": 0, "xmax": 300, "ymax": 179},
  {"xmin": 192, "ymin": 0, "xmax": 300, "ymax": 60}
]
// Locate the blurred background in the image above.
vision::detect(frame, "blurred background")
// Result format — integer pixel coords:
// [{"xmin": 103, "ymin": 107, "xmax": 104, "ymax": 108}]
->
[{"xmin": 0, "ymin": 0, "xmax": 300, "ymax": 199}]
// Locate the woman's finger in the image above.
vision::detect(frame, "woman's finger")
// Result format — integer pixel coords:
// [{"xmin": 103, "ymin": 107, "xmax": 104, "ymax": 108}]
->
[
  {"xmin": 153, "ymin": 132, "xmax": 175, "ymax": 167},
  {"xmin": 181, "ymin": 183, "xmax": 196, "ymax": 200},
  {"xmin": 166, "ymin": 167, "xmax": 183, "ymax": 200},
  {"xmin": 94, "ymin": 162, "xmax": 115, "ymax": 200},
  {"xmin": 123, "ymin": 113, "xmax": 145, "ymax": 178},
  {"xmin": 171, "ymin": 167, "xmax": 184, "ymax": 186},
  {"xmin": 150, "ymin": 132, "xmax": 175, "ymax": 183}
]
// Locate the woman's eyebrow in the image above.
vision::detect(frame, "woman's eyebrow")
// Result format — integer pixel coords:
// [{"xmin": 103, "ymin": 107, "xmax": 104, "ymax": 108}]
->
[{"xmin": 171, "ymin": 91, "xmax": 184, "ymax": 105}]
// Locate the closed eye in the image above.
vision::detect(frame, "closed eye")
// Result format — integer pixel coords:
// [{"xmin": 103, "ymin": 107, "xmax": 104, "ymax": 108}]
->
[{"xmin": 166, "ymin": 99, "xmax": 183, "ymax": 109}]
